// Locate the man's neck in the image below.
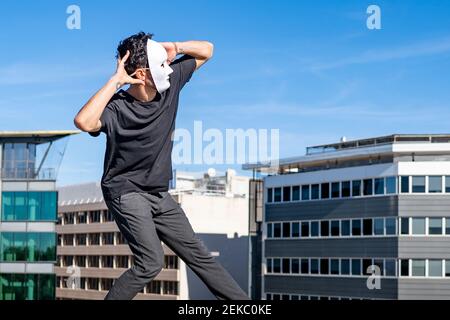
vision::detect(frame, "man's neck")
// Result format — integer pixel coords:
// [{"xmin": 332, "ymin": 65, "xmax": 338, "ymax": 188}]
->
[{"xmin": 126, "ymin": 85, "xmax": 158, "ymax": 102}]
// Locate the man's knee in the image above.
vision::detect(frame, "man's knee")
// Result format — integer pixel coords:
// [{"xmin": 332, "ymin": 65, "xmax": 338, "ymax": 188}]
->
[{"xmin": 134, "ymin": 257, "xmax": 164, "ymax": 281}]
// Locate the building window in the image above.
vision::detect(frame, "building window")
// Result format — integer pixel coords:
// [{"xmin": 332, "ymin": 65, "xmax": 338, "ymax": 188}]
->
[
  {"xmin": 446, "ymin": 218, "xmax": 450, "ymax": 235},
  {"xmin": 117, "ymin": 255, "xmax": 129, "ymax": 269},
  {"xmin": 386, "ymin": 218, "xmax": 397, "ymax": 235},
  {"xmin": 331, "ymin": 182, "xmax": 340, "ymax": 198},
  {"xmin": 320, "ymin": 259, "xmax": 329, "ymax": 275},
  {"xmin": 147, "ymin": 281, "xmax": 161, "ymax": 294},
  {"xmin": 330, "ymin": 221, "xmax": 340, "ymax": 236},
  {"xmin": 292, "ymin": 186, "xmax": 300, "ymax": 201},
  {"xmin": 102, "ymin": 232, "xmax": 115, "ymax": 245},
  {"xmin": 292, "ymin": 222, "xmax": 300, "ymax": 237},
  {"xmin": 102, "ymin": 256, "xmax": 114, "ymax": 268},
  {"xmin": 320, "ymin": 221, "xmax": 329, "ymax": 237},
  {"xmin": 63, "ymin": 234, "xmax": 74, "ymax": 246},
  {"xmin": 64, "ymin": 213, "xmax": 74, "ymax": 225},
  {"xmin": 311, "ymin": 222, "xmax": 319, "ymax": 237},
  {"xmin": 301, "ymin": 185, "xmax": 310, "ymax": 200},
  {"xmin": 330, "ymin": 259, "xmax": 339, "ymax": 275},
  {"xmin": 266, "ymin": 258, "xmax": 272, "ymax": 273},
  {"xmin": 88, "ymin": 256, "xmax": 100, "ymax": 268},
  {"xmin": 310, "ymin": 259, "xmax": 319, "ymax": 274},
  {"xmin": 321, "ymin": 183, "xmax": 330, "ymax": 199},
  {"xmin": 76, "ymin": 234, "xmax": 87, "ymax": 246},
  {"xmin": 101, "ymin": 278, "xmax": 113, "ymax": 291},
  {"xmin": 400, "ymin": 218, "xmax": 410, "ymax": 235},
  {"xmin": 1, "ymin": 191, "xmax": 57, "ymax": 221},
  {"xmin": 341, "ymin": 259, "xmax": 350, "ymax": 275},
  {"xmin": 62, "ymin": 256, "xmax": 73, "ymax": 267},
  {"xmin": 429, "ymin": 218, "xmax": 443, "ymax": 235},
  {"xmin": 400, "ymin": 176, "xmax": 410, "ymax": 193},
  {"xmin": 429, "ymin": 176, "xmax": 443, "ymax": 193},
  {"xmin": 428, "ymin": 260, "xmax": 442, "ymax": 277},
  {"xmin": 412, "ymin": 176, "xmax": 426, "ymax": 193},
  {"xmin": 351, "ymin": 259, "xmax": 361, "ymax": 276},
  {"xmin": 89, "ymin": 210, "xmax": 101, "ymax": 223},
  {"xmin": 374, "ymin": 178, "xmax": 384, "ymax": 195},
  {"xmin": 282, "ymin": 258, "xmax": 290, "ymax": 273},
  {"xmin": 341, "ymin": 181, "xmax": 351, "ymax": 198},
  {"xmin": 1, "ymin": 232, "xmax": 56, "ymax": 262},
  {"xmin": 352, "ymin": 220, "xmax": 361, "ymax": 236},
  {"xmin": 446, "ymin": 260, "xmax": 450, "ymax": 277},
  {"xmin": 116, "ymin": 232, "xmax": 128, "ymax": 245},
  {"xmin": 385, "ymin": 260, "xmax": 396, "ymax": 276},
  {"xmin": 411, "ymin": 218, "xmax": 426, "ymax": 235},
  {"xmin": 87, "ymin": 278, "xmax": 99, "ymax": 290},
  {"xmin": 301, "ymin": 259, "xmax": 309, "ymax": 274},
  {"xmin": 386, "ymin": 176, "xmax": 397, "ymax": 194},
  {"xmin": 363, "ymin": 179, "xmax": 373, "ymax": 196},
  {"xmin": 362, "ymin": 259, "xmax": 372, "ymax": 275},
  {"xmin": 411, "ymin": 260, "xmax": 426, "ymax": 277},
  {"xmin": 104, "ymin": 210, "xmax": 114, "ymax": 222},
  {"xmin": 374, "ymin": 218, "xmax": 384, "ymax": 235},
  {"xmin": 273, "ymin": 259, "xmax": 281, "ymax": 273},
  {"xmin": 352, "ymin": 180, "xmax": 361, "ymax": 197},
  {"xmin": 311, "ymin": 184, "xmax": 319, "ymax": 200},
  {"xmin": 282, "ymin": 223, "xmax": 290, "ymax": 238},
  {"xmin": 267, "ymin": 188, "xmax": 273, "ymax": 203},
  {"xmin": 341, "ymin": 220, "xmax": 351, "ymax": 236},
  {"xmin": 301, "ymin": 222, "xmax": 309, "ymax": 237},
  {"xmin": 283, "ymin": 186, "xmax": 291, "ymax": 202},
  {"xmin": 446, "ymin": 177, "xmax": 450, "ymax": 193},
  {"xmin": 400, "ymin": 260, "xmax": 409, "ymax": 276},
  {"xmin": 0, "ymin": 273, "xmax": 56, "ymax": 300},
  {"xmin": 163, "ymin": 281, "xmax": 178, "ymax": 295},
  {"xmin": 267, "ymin": 223, "xmax": 273, "ymax": 238},
  {"xmin": 77, "ymin": 212, "xmax": 87, "ymax": 224},
  {"xmin": 374, "ymin": 259, "xmax": 384, "ymax": 276},
  {"xmin": 291, "ymin": 259, "xmax": 300, "ymax": 274},
  {"xmin": 75, "ymin": 256, "xmax": 86, "ymax": 267},
  {"xmin": 273, "ymin": 188, "xmax": 281, "ymax": 202},
  {"xmin": 89, "ymin": 234, "xmax": 100, "ymax": 245},
  {"xmin": 363, "ymin": 219, "xmax": 373, "ymax": 236},
  {"xmin": 273, "ymin": 223, "xmax": 281, "ymax": 238}
]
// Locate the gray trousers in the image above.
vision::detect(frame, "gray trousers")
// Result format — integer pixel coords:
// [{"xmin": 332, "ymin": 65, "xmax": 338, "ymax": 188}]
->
[{"xmin": 104, "ymin": 191, "xmax": 250, "ymax": 300}]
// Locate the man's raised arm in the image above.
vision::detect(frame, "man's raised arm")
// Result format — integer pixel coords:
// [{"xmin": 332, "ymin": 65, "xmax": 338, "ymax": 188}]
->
[
  {"xmin": 74, "ymin": 51, "xmax": 144, "ymax": 132},
  {"xmin": 161, "ymin": 41, "xmax": 214, "ymax": 70}
]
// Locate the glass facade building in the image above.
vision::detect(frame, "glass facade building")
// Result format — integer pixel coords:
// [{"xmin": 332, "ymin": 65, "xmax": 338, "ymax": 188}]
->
[{"xmin": 0, "ymin": 131, "xmax": 77, "ymax": 300}]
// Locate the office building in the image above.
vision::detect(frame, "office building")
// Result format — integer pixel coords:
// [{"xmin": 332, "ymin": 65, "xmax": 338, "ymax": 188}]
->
[
  {"xmin": 244, "ymin": 134, "xmax": 450, "ymax": 300},
  {"xmin": 0, "ymin": 131, "xmax": 78, "ymax": 300},
  {"xmin": 56, "ymin": 169, "xmax": 249, "ymax": 300}
]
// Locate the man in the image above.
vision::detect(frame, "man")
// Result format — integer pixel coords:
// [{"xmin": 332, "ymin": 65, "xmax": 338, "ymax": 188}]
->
[{"xmin": 74, "ymin": 32, "xmax": 250, "ymax": 300}]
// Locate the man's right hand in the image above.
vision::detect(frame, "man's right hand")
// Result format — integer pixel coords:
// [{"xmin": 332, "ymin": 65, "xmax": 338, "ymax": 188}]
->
[{"xmin": 112, "ymin": 50, "xmax": 145, "ymax": 89}]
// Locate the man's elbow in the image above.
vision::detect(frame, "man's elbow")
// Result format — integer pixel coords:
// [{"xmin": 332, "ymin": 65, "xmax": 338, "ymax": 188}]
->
[
  {"xmin": 205, "ymin": 41, "xmax": 214, "ymax": 60},
  {"xmin": 73, "ymin": 116, "xmax": 94, "ymax": 132}
]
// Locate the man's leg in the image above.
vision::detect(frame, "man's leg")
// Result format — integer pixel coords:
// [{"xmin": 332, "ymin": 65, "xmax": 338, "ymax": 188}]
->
[
  {"xmin": 147, "ymin": 192, "xmax": 251, "ymax": 300},
  {"xmin": 104, "ymin": 192, "xmax": 165, "ymax": 300}
]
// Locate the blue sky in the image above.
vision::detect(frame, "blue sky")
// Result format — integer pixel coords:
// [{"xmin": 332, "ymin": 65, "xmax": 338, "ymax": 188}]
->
[{"xmin": 1, "ymin": 0, "xmax": 450, "ymax": 186}]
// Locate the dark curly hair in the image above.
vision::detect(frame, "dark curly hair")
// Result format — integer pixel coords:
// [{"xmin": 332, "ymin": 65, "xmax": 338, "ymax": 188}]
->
[{"xmin": 116, "ymin": 32, "xmax": 153, "ymax": 75}]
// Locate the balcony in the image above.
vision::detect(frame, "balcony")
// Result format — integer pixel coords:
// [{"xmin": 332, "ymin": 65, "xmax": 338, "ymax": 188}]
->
[{"xmin": 1, "ymin": 167, "xmax": 56, "ymax": 181}]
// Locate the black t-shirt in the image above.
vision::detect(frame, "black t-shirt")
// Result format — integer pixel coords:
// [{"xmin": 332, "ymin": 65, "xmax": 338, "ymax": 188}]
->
[{"xmin": 89, "ymin": 55, "xmax": 197, "ymax": 201}]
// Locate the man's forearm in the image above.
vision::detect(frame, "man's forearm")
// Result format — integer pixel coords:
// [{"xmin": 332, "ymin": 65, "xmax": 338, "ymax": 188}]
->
[{"xmin": 174, "ymin": 41, "xmax": 214, "ymax": 60}]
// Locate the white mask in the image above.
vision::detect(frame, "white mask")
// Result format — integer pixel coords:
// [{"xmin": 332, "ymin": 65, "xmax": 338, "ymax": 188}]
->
[{"xmin": 146, "ymin": 39, "xmax": 174, "ymax": 94}]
